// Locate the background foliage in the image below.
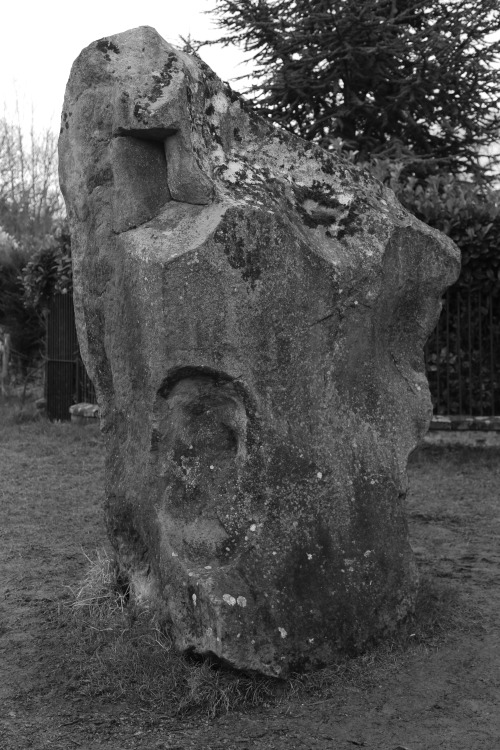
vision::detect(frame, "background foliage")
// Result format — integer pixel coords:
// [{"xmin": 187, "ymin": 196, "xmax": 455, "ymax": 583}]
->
[
  {"xmin": 21, "ymin": 223, "xmax": 72, "ymax": 308},
  {"xmin": 208, "ymin": 0, "xmax": 500, "ymax": 178},
  {"xmin": 0, "ymin": 117, "xmax": 63, "ymax": 251},
  {"xmin": 0, "ymin": 112, "xmax": 65, "ymax": 381},
  {"xmin": 380, "ymin": 167, "xmax": 500, "ymax": 414},
  {"xmin": 0, "ymin": 232, "xmax": 45, "ymax": 378}
]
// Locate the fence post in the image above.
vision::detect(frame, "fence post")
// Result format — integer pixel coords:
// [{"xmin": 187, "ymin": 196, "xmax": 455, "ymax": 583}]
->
[{"xmin": 0, "ymin": 331, "xmax": 11, "ymax": 396}]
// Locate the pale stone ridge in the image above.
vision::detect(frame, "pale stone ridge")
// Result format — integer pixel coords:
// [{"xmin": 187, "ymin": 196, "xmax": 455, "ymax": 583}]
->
[{"xmin": 59, "ymin": 26, "xmax": 460, "ymax": 677}]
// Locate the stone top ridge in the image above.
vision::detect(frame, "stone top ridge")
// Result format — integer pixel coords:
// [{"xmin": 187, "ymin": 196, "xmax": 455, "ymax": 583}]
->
[{"xmin": 59, "ymin": 25, "xmax": 458, "ymax": 277}]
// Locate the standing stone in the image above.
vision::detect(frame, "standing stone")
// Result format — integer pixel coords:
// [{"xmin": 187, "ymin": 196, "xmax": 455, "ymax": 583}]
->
[{"xmin": 59, "ymin": 26, "xmax": 460, "ymax": 677}]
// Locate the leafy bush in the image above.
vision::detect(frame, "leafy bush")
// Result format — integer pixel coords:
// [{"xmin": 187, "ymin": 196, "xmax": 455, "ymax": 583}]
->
[
  {"xmin": 21, "ymin": 222, "xmax": 72, "ymax": 309},
  {"xmin": 396, "ymin": 173, "xmax": 500, "ymax": 293},
  {"xmin": 0, "ymin": 230, "xmax": 45, "ymax": 378},
  {"xmin": 374, "ymin": 164, "xmax": 500, "ymax": 415},
  {"xmin": 0, "ymin": 221, "xmax": 73, "ymax": 381}
]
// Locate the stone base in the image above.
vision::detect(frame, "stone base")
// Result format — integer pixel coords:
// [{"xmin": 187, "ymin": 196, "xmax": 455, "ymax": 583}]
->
[
  {"xmin": 423, "ymin": 416, "xmax": 500, "ymax": 446},
  {"xmin": 69, "ymin": 402, "xmax": 99, "ymax": 425}
]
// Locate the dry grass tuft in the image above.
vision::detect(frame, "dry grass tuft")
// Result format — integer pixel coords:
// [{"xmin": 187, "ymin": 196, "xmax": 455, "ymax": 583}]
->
[
  {"xmin": 67, "ymin": 548, "xmax": 281, "ymax": 717},
  {"xmin": 71, "ymin": 548, "xmax": 129, "ymax": 614},
  {"xmin": 66, "ymin": 547, "xmax": 464, "ymax": 717}
]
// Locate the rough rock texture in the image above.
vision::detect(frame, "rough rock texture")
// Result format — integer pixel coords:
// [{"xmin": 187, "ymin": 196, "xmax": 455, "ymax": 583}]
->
[{"xmin": 59, "ymin": 26, "xmax": 460, "ymax": 677}]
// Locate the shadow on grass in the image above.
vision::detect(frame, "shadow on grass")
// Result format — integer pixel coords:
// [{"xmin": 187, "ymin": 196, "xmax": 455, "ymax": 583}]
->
[
  {"xmin": 410, "ymin": 442, "xmax": 500, "ymax": 468},
  {"xmin": 60, "ymin": 549, "xmax": 466, "ymax": 718},
  {"xmin": 294, "ymin": 573, "xmax": 464, "ymax": 699}
]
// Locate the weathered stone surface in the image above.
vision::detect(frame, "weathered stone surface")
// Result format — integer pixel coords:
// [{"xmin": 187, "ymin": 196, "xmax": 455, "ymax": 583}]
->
[
  {"xmin": 59, "ymin": 26, "xmax": 460, "ymax": 677},
  {"xmin": 69, "ymin": 402, "xmax": 99, "ymax": 424}
]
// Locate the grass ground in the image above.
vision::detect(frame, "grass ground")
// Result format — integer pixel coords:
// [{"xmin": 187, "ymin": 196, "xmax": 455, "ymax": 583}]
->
[{"xmin": 1, "ymin": 396, "xmax": 499, "ymax": 749}]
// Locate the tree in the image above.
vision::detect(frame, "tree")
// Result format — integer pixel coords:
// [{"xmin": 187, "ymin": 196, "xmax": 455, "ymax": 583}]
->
[
  {"xmin": 21, "ymin": 222, "xmax": 73, "ymax": 309},
  {"xmin": 207, "ymin": 0, "xmax": 500, "ymax": 177},
  {"xmin": 0, "ymin": 111, "xmax": 65, "ymax": 383},
  {"xmin": 0, "ymin": 220, "xmax": 72, "ymax": 382},
  {"xmin": 393, "ymin": 175, "xmax": 500, "ymax": 414},
  {"xmin": 0, "ymin": 229, "xmax": 45, "ymax": 379},
  {"xmin": 0, "ymin": 115, "xmax": 63, "ymax": 252}
]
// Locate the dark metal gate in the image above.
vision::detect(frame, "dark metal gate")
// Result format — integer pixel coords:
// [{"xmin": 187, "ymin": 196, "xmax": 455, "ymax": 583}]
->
[
  {"xmin": 425, "ymin": 287, "xmax": 500, "ymax": 416},
  {"xmin": 46, "ymin": 293, "xmax": 96, "ymax": 421}
]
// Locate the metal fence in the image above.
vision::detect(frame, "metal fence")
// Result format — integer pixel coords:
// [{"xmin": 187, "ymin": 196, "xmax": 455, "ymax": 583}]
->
[
  {"xmin": 425, "ymin": 287, "xmax": 500, "ymax": 416},
  {"xmin": 46, "ymin": 288, "xmax": 499, "ymax": 421},
  {"xmin": 46, "ymin": 293, "xmax": 96, "ymax": 421}
]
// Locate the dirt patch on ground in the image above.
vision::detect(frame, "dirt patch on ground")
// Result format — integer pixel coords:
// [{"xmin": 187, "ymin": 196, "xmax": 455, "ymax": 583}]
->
[{"xmin": 1, "ymin": 410, "xmax": 499, "ymax": 749}]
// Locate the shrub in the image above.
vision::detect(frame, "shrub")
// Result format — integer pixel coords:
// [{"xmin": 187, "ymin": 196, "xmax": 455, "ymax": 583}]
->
[
  {"xmin": 373, "ymin": 162, "xmax": 500, "ymax": 414},
  {"xmin": 0, "ymin": 230, "xmax": 45, "ymax": 378}
]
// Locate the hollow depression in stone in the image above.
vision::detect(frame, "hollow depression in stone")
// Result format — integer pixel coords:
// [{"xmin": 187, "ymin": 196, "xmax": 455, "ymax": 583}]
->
[{"xmin": 59, "ymin": 25, "xmax": 460, "ymax": 677}]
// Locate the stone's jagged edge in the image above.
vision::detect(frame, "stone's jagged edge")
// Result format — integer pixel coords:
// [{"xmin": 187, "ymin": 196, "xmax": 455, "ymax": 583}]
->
[{"xmin": 59, "ymin": 26, "xmax": 460, "ymax": 677}]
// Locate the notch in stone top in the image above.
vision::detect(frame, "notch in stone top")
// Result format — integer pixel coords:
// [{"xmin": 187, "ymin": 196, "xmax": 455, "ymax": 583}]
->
[
  {"xmin": 164, "ymin": 131, "xmax": 215, "ymax": 205},
  {"xmin": 113, "ymin": 126, "xmax": 214, "ymax": 212},
  {"xmin": 110, "ymin": 135, "xmax": 171, "ymax": 233}
]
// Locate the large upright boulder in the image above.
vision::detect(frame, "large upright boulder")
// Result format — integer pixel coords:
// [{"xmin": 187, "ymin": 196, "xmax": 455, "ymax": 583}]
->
[{"xmin": 59, "ymin": 27, "xmax": 460, "ymax": 677}]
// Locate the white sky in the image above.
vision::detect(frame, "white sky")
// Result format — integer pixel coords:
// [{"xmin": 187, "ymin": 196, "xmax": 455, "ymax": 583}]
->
[{"xmin": 1, "ymin": 0, "xmax": 253, "ymax": 133}]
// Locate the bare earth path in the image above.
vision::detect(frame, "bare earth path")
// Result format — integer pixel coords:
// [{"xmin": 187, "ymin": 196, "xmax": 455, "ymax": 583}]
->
[{"xmin": 1, "ymin": 417, "xmax": 499, "ymax": 749}]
